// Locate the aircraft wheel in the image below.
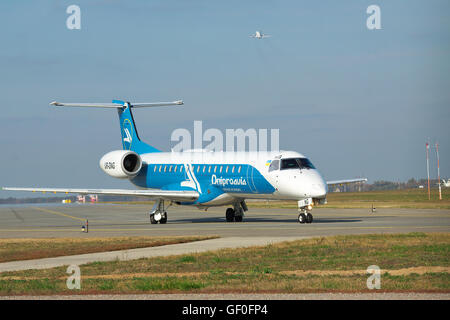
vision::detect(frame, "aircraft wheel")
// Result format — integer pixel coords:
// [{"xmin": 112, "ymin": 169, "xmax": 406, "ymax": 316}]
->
[
  {"xmin": 160, "ymin": 212, "xmax": 168, "ymax": 224},
  {"xmin": 226, "ymin": 208, "xmax": 235, "ymax": 222},
  {"xmin": 235, "ymin": 215, "xmax": 243, "ymax": 222},
  {"xmin": 150, "ymin": 214, "xmax": 158, "ymax": 224},
  {"xmin": 306, "ymin": 213, "xmax": 313, "ymax": 224},
  {"xmin": 298, "ymin": 213, "xmax": 306, "ymax": 224}
]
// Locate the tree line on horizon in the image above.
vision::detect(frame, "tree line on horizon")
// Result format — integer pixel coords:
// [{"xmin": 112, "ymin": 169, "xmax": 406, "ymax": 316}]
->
[{"xmin": 329, "ymin": 178, "xmax": 444, "ymax": 192}]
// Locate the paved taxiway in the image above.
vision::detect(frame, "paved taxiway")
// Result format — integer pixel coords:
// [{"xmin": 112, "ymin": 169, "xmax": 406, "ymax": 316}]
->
[{"xmin": 0, "ymin": 203, "xmax": 448, "ymax": 239}]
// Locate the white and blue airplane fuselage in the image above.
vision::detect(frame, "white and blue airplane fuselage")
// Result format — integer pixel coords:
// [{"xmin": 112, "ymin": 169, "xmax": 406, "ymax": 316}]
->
[{"xmin": 125, "ymin": 150, "xmax": 328, "ymax": 206}]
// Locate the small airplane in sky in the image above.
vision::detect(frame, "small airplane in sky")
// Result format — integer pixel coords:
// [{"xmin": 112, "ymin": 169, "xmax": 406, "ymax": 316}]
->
[
  {"xmin": 443, "ymin": 179, "xmax": 450, "ymax": 188},
  {"xmin": 250, "ymin": 31, "xmax": 271, "ymax": 39},
  {"xmin": 3, "ymin": 100, "xmax": 366, "ymax": 224}
]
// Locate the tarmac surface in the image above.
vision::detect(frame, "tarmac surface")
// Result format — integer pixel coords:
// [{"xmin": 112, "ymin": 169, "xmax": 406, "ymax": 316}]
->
[{"xmin": 0, "ymin": 203, "xmax": 449, "ymax": 239}]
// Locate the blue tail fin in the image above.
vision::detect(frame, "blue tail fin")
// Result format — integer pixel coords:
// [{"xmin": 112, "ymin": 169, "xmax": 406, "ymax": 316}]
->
[{"xmin": 115, "ymin": 100, "xmax": 161, "ymax": 154}]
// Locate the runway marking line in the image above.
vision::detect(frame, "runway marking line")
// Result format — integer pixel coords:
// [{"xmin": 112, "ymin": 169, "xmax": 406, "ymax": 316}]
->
[{"xmin": 32, "ymin": 207, "xmax": 86, "ymax": 222}]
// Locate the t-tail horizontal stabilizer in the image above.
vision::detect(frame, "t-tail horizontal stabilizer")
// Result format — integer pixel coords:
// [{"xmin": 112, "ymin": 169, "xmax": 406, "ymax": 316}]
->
[
  {"xmin": 49, "ymin": 100, "xmax": 183, "ymax": 108},
  {"xmin": 49, "ymin": 98, "xmax": 183, "ymax": 155}
]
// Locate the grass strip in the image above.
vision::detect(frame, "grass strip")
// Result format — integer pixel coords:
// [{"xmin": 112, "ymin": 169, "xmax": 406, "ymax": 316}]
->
[{"xmin": 0, "ymin": 235, "xmax": 218, "ymax": 263}]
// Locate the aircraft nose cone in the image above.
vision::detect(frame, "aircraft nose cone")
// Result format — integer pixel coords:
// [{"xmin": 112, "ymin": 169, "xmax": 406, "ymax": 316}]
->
[
  {"xmin": 310, "ymin": 172, "xmax": 327, "ymax": 197},
  {"xmin": 297, "ymin": 169, "xmax": 328, "ymax": 198},
  {"xmin": 311, "ymin": 182, "xmax": 327, "ymax": 198}
]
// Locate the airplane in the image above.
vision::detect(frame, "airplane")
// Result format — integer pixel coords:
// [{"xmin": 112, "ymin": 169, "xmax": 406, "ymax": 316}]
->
[
  {"xmin": 443, "ymin": 179, "xmax": 450, "ymax": 188},
  {"xmin": 250, "ymin": 31, "xmax": 271, "ymax": 39},
  {"xmin": 3, "ymin": 99, "xmax": 367, "ymax": 224}
]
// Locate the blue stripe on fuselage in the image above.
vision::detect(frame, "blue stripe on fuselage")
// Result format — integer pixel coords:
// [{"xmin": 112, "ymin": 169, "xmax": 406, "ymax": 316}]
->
[{"xmin": 130, "ymin": 163, "xmax": 275, "ymax": 203}]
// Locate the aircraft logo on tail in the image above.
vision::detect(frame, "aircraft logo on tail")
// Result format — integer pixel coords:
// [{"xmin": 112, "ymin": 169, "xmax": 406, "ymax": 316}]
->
[
  {"xmin": 121, "ymin": 119, "xmax": 134, "ymax": 150},
  {"xmin": 123, "ymin": 128, "xmax": 132, "ymax": 143}
]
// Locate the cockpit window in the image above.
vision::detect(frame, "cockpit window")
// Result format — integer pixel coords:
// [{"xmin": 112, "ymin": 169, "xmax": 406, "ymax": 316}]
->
[
  {"xmin": 281, "ymin": 158, "xmax": 299, "ymax": 170},
  {"xmin": 280, "ymin": 158, "xmax": 315, "ymax": 170},
  {"xmin": 298, "ymin": 158, "xmax": 315, "ymax": 169},
  {"xmin": 268, "ymin": 160, "xmax": 280, "ymax": 172}
]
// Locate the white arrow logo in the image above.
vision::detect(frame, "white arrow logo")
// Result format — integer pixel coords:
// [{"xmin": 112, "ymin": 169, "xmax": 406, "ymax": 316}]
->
[{"xmin": 123, "ymin": 128, "xmax": 132, "ymax": 143}]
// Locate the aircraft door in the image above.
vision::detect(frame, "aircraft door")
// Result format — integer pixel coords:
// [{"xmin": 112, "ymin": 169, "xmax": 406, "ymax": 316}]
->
[{"xmin": 267, "ymin": 159, "xmax": 280, "ymax": 190}]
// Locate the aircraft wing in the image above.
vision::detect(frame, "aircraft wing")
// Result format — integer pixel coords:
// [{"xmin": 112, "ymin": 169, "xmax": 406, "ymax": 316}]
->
[
  {"xmin": 2, "ymin": 187, "xmax": 199, "ymax": 201},
  {"xmin": 326, "ymin": 178, "xmax": 367, "ymax": 186}
]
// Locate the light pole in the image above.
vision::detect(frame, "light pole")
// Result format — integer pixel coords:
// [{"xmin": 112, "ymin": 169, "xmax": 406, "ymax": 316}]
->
[
  {"xmin": 436, "ymin": 143, "xmax": 442, "ymax": 200},
  {"xmin": 426, "ymin": 142, "xmax": 430, "ymax": 200}
]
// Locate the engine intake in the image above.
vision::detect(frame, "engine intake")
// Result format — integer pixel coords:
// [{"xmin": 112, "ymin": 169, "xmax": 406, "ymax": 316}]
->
[{"xmin": 100, "ymin": 150, "xmax": 142, "ymax": 179}]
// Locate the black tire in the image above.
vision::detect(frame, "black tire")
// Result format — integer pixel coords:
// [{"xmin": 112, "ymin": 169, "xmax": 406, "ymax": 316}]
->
[
  {"xmin": 235, "ymin": 215, "xmax": 243, "ymax": 222},
  {"xmin": 298, "ymin": 213, "xmax": 306, "ymax": 224},
  {"xmin": 160, "ymin": 212, "xmax": 168, "ymax": 224},
  {"xmin": 306, "ymin": 213, "xmax": 313, "ymax": 224},
  {"xmin": 150, "ymin": 214, "xmax": 158, "ymax": 224},
  {"xmin": 226, "ymin": 208, "xmax": 235, "ymax": 222}
]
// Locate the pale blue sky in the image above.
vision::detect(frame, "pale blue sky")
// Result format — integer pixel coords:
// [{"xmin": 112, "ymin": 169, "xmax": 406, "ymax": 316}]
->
[{"xmin": 1, "ymin": 1, "xmax": 449, "ymax": 197}]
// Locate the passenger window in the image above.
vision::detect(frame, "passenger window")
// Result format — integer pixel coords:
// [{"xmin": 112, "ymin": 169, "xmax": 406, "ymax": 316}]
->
[
  {"xmin": 174, "ymin": 165, "xmax": 177, "ymax": 173},
  {"xmin": 214, "ymin": 166, "xmax": 217, "ymax": 173},
  {"xmin": 225, "ymin": 166, "xmax": 229, "ymax": 173},
  {"xmin": 269, "ymin": 160, "xmax": 280, "ymax": 172},
  {"xmin": 208, "ymin": 166, "xmax": 211, "ymax": 173},
  {"xmin": 180, "ymin": 166, "xmax": 184, "ymax": 172},
  {"xmin": 203, "ymin": 166, "xmax": 206, "ymax": 173},
  {"xmin": 169, "ymin": 165, "xmax": 172, "ymax": 172},
  {"xmin": 238, "ymin": 166, "xmax": 241, "ymax": 173},
  {"xmin": 154, "ymin": 165, "xmax": 157, "ymax": 172},
  {"xmin": 219, "ymin": 166, "xmax": 223, "ymax": 173},
  {"xmin": 159, "ymin": 165, "xmax": 162, "ymax": 172},
  {"xmin": 197, "ymin": 165, "xmax": 200, "ymax": 173},
  {"xmin": 232, "ymin": 166, "xmax": 235, "ymax": 173},
  {"xmin": 164, "ymin": 165, "xmax": 167, "ymax": 172}
]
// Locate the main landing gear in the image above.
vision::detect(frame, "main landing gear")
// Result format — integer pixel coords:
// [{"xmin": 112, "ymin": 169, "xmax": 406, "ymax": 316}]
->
[
  {"xmin": 149, "ymin": 199, "xmax": 169, "ymax": 224},
  {"xmin": 225, "ymin": 201, "xmax": 248, "ymax": 222}
]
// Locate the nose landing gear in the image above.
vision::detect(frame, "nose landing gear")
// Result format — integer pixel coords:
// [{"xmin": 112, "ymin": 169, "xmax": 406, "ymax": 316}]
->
[
  {"xmin": 298, "ymin": 211, "xmax": 313, "ymax": 224},
  {"xmin": 298, "ymin": 198, "xmax": 314, "ymax": 224}
]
